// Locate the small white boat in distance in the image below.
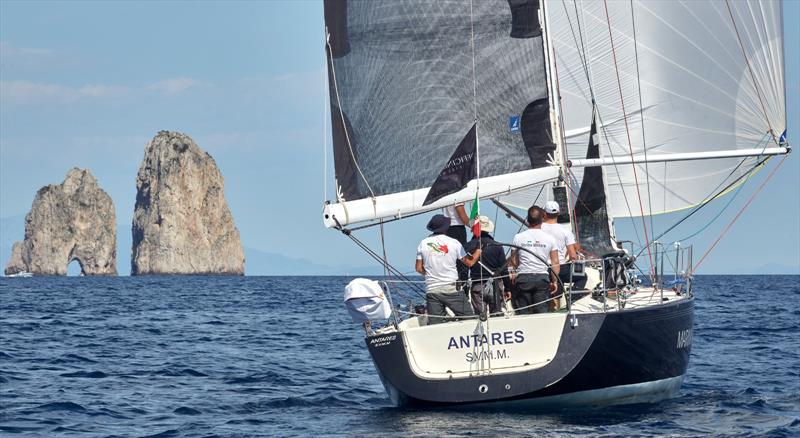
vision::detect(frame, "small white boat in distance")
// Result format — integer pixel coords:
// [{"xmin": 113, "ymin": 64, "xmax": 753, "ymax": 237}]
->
[{"xmin": 6, "ymin": 271, "xmax": 33, "ymax": 278}]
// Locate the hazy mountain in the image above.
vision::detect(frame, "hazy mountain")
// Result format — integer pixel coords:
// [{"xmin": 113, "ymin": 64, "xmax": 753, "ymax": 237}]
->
[{"xmin": 2, "ymin": 215, "xmax": 379, "ymax": 276}]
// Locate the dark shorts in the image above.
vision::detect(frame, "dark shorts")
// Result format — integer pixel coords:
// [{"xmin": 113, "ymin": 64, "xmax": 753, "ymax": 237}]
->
[
  {"xmin": 426, "ymin": 284, "xmax": 474, "ymax": 325},
  {"xmin": 514, "ymin": 273, "xmax": 551, "ymax": 314},
  {"xmin": 558, "ymin": 263, "xmax": 587, "ymax": 290}
]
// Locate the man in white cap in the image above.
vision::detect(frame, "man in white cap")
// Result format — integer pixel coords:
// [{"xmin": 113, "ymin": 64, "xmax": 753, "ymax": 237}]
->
[
  {"xmin": 464, "ymin": 215, "xmax": 511, "ymax": 316},
  {"xmin": 542, "ymin": 200, "xmax": 587, "ymax": 290},
  {"xmin": 416, "ymin": 214, "xmax": 481, "ymax": 324}
]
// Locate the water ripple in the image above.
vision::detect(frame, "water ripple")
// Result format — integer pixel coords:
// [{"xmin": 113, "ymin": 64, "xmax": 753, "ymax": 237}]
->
[{"xmin": 1, "ymin": 275, "xmax": 798, "ymax": 437}]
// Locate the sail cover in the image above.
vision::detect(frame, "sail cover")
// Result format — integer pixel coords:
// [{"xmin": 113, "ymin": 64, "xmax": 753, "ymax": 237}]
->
[
  {"xmin": 503, "ymin": 0, "xmax": 786, "ymax": 218},
  {"xmin": 325, "ymin": 0, "xmax": 556, "ymax": 207}
]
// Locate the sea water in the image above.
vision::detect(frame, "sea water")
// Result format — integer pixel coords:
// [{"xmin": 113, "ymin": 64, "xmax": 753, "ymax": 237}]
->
[{"xmin": 1, "ymin": 275, "xmax": 798, "ymax": 437}]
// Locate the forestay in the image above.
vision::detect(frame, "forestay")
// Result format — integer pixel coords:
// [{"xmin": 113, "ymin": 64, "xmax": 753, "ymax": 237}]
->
[
  {"xmin": 503, "ymin": 0, "xmax": 786, "ymax": 218},
  {"xmin": 323, "ymin": 0, "xmax": 560, "ymax": 227}
]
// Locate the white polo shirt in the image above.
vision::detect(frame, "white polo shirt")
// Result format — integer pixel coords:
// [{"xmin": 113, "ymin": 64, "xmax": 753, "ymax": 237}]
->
[
  {"xmin": 512, "ymin": 228, "xmax": 557, "ymax": 274},
  {"xmin": 542, "ymin": 222, "xmax": 576, "ymax": 265},
  {"xmin": 416, "ymin": 234, "xmax": 466, "ymax": 289},
  {"xmin": 442, "ymin": 204, "xmax": 466, "ymax": 226}
]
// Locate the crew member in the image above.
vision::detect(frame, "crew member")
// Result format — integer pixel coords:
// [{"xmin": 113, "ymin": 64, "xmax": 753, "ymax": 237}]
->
[
  {"xmin": 542, "ymin": 201, "xmax": 587, "ymax": 290},
  {"xmin": 508, "ymin": 206, "xmax": 560, "ymax": 314},
  {"xmin": 464, "ymin": 216, "xmax": 510, "ymax": 315},
  {"xmin": 416, "ymin": 214, "xmax": 481, "ymax": 324},
  {"xmin": 442, "ymin": 203, "xmax": 470, "ymax": 283}
]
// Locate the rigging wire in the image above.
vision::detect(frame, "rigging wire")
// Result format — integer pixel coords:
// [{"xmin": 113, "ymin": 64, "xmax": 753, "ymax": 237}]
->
[
  {"xmin": 379, "ymin": 220, "xmax": 389, "ymax": 277},
  {"xmin": 673, "ymin": 134, "xmax": 773, "ymax": 242},
  {"xmin": 561, "ymin": 0, "xmax": 644, "ymax": 249},
  {"xmin": 724, "ymin": 0, "xmax": 777, "ymax": 143},
  {"xmin": 691, "ymin": 154, "xmax": 789, "ymax": 274},
  {"xmin": 674, "ymin": 175, "xmax": 748, "ymax": 243},
  {"xmin": 629, "ymin": 0, "xmax": 656, "ymax": 240},
  {"xmin": 635, "ymin": 152, "xmax": 770, "ymax": 260},
  {"xmin": 323, "ymin": 61, "xmax": 328, "ymax": 202},
  {"xmin": 603, "ymin": 0, "xmax": 655, "ymax": 277},
  {"xmin": 326, "ymin": 30, "xmax": 376, "ymax": 199},
  {"xmin": 335, "ymin": 221, "xmax": 426, "ymax": 299},
  {"xmin": 469, "ymin": 0, "xmax": 482, "ymax": 265}
]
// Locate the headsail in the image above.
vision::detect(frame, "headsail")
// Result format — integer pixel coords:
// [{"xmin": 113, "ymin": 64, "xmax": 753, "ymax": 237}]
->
[
  {"xmin": 503, "ymin": 0, "xmax": 787, "ymax": 218},
  {"xmin": 323, "ymin": 0, "xmax": 559, "ymax": 227},
  {"xmin": 574, "ymin": 111, "xmax": 617, "ymax": 257}
]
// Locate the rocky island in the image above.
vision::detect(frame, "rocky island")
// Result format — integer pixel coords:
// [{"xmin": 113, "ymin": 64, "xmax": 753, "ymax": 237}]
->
[
  {"xmin": 4, "ymin": 168, "xmax": 117, "ymax": 276},
  {"xmin": 131, "ymin": 131, "xmax": 245, "ymax": 275}
]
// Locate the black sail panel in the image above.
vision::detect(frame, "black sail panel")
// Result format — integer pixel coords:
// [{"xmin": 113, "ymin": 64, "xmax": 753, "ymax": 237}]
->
[
  {"xmin": 423, "ymin": 123, "xmax": 477, "ymax": 206},
  {"xmin": 575, "ymin": 115, "xmax": 617, "ymax": 257},
  {"xmin": 324, "ymin": 0, "xmax": 554, "ymax": 202}
]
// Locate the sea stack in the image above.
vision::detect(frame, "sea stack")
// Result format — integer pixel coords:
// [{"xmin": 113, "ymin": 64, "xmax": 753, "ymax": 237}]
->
[
  {"xmin": 4, "ymin": 168, "xmax": 117, "ymax": 276},
  {"xmin": 131, "ymin": 131, "xmax": 244, "ymax": 275}
]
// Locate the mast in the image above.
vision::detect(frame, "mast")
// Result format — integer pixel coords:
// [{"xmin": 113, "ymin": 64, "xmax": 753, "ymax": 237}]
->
[
  {"xmin": 540, "ymin": 0, "xmax": 568, "ymax": 188},
  {"xmin": 540, "ymin": 1, "xmax": 571, "ymax": 201}
]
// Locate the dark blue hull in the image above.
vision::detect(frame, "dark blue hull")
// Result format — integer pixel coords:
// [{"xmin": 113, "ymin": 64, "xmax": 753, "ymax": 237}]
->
[{"xmin": 366, "ymin": 296, "xmax": 694, "ymax": 407}]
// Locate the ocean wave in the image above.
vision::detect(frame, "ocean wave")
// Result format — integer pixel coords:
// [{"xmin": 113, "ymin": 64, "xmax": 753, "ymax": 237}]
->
[{"xmin": 1, "ymin": 275, "xmax": 797, "ymax": 436}]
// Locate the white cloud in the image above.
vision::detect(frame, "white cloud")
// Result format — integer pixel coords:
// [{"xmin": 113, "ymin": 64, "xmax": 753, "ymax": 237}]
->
[
  {"xmin": 0, "ymin": 41, "xmax": 52, "ymax": 57},
  {"xmin": 1, "ymin": 76, "xmax": 207, "ymax": 105},
  {"xmin": 0, "ymin": 80, "xmax": 131, "ymax": 104},
  {"xmin": 146, "ymin": 77, "xmax": 206, "ymax": 95}
]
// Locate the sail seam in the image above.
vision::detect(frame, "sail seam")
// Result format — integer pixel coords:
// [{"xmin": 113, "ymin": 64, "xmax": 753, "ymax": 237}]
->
[
  {"xmin": 630, "ymin": 0, "xmax": 656, "ymax": 240},
  {"xmin": 635, "ymin": 133, "xmax": 771, "ymax": 260},
  {"xmin": 603, "ymin": 0, "xmax": 654, "ymax": 276},
  {"xmin": 724, "ymin": 0, "xmax": 776, "ymax": 144},
  {"xmin": 563, "ymin": 0, "xmax": 644, "ymax": 249}
]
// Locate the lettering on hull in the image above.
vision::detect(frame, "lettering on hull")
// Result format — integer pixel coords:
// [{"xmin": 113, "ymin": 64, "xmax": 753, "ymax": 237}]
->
[
  {"xmin": 370, "ymin": 334, "xmax": 396, "ymax": 348},
  {"xmin": 447, "ymin": 330, "xmax": 525, "ymax": 350},
  {"xmin": 466, "ymin": 349, "xmax": 509, "ymax": 363},
  {"xmin": 676, "ymin": 329, "xmax": 692, "ymax": 349}
]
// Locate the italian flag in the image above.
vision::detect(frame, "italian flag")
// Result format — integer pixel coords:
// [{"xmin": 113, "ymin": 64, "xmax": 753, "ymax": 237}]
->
[{"xmin": 469, "ymin": 192, "xmax": 480, "ymax": 237}]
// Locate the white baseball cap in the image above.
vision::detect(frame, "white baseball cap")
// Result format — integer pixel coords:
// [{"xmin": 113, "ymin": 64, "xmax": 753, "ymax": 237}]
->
[{"xmin": 544, "ymin": 201, "xmax": 560, "ymax": 214}]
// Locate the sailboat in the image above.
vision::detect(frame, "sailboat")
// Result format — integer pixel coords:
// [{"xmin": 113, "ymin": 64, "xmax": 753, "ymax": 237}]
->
[{"xmin": 322, "ymin": 0, "xmax": 789, "ymax": 407}]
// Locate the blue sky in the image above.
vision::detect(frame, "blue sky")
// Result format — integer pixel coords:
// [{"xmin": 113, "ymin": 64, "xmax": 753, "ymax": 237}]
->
[{"xmin": 1, "ymin": 0, "xmax": 798, "ymax": 275}]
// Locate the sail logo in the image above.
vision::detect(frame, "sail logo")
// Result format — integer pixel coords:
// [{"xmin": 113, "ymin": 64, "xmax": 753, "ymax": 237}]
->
[
  {"xmin": 676, "ymin": 329, "xmax": 692, "ymax": 349},
  {"xmin": 509, "ymin": 115, "xmax": 520, "ymax": 133},
  {"xmin": 441, "ymin": 153, "xmax": 474, "ymax": 175}
]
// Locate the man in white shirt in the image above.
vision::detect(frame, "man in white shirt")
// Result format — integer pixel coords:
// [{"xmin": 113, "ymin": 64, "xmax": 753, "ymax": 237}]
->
[
  {"xmin": 416, "ymin": 214, "xmax": 481, "ymax": 324},
  {"xmin": 442, "ymin": 203, "xmax": 470, "ymax": 283},
  {"xmin": 508, "ymin": 206, "xmax": 560, "ymax": 314},
  {"xmin": 542, "ymin": 201, "xmax": 587, "ymax": 290}
]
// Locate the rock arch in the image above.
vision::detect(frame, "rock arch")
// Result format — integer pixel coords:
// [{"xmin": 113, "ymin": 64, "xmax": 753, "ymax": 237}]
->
[{"xmin": 4, "ymin": 168, "xmax": 117, "ymax": 276}]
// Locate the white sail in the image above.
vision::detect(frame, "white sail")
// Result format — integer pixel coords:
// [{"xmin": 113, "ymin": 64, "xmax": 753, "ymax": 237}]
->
[{"xmin": 504, "ymin": 0, "xmax": 786, "ymax": 218}]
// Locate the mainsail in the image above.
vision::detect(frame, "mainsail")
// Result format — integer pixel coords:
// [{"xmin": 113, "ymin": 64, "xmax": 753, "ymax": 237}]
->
[
  {"xmin": 504, "ymin": 0, "xmax": 787, "ymax": 219},
  {"xmin": 323, "ymin": 0, "xmax": 560, "ymax": 227}
]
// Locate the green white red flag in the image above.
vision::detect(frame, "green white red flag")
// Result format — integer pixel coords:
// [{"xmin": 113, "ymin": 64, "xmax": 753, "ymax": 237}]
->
[{"xmin": 469, "ymin": 192, "xmax": 480, "ymax": 236}]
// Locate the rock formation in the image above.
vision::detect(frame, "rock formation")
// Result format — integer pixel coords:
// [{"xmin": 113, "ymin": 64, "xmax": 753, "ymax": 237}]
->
[
  {"xmin": 131, "ymin": 131, "xmax": 245, "ymax": 275},
  {"xmin": 4, "ymin": 168, "xmax": 117, "ymax": 276}
]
